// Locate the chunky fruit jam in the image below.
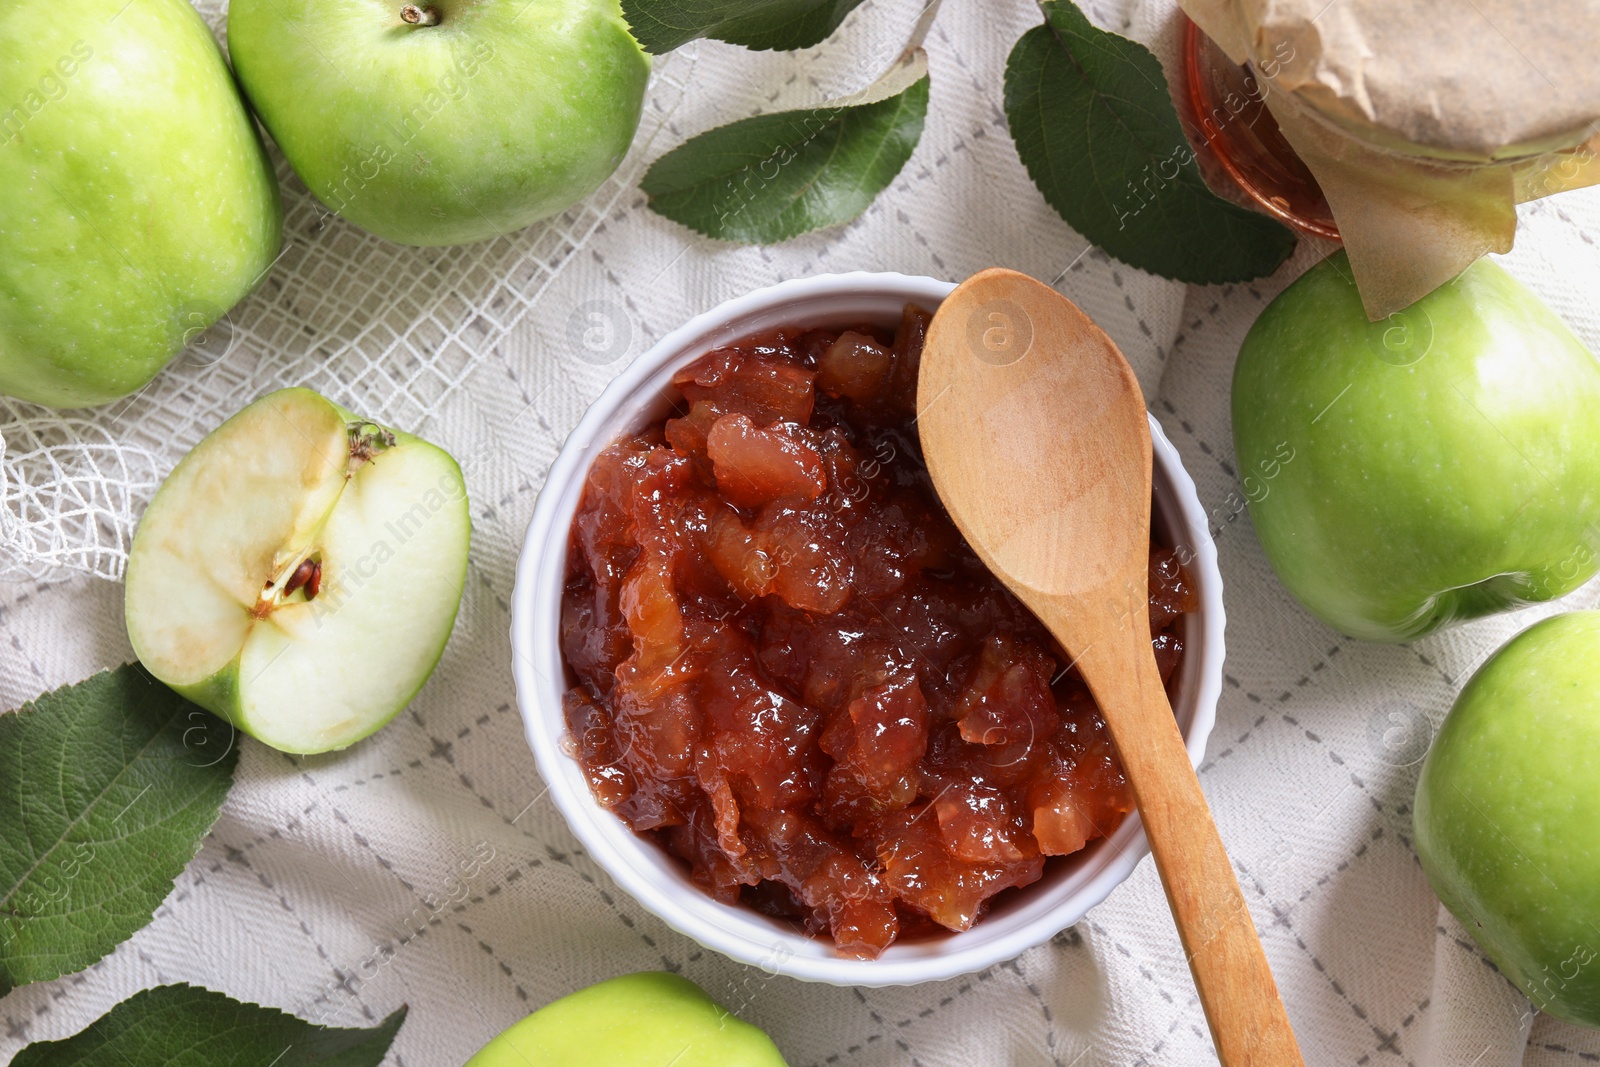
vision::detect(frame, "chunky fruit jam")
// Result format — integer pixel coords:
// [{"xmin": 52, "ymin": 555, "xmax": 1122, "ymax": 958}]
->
[{"xmin": 561, "ymin": 304, "xmax": 1195, "ymax": 958}]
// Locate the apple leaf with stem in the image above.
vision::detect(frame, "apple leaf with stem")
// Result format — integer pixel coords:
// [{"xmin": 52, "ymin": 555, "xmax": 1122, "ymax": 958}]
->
[
  {"xmin": 0, "ymin": 666, "xmax": 237, "ymax": 996},
  {"xmin": 641, "ymin": 32, "xmax": 931, "ymax": 243},
  {"xmin": 11, "ymin": 984, "xmax": 406, "ymax": 1066},
  {"xmin": 621, "ymin": 0, "xmax": 871, "ymax": 54},
  {"xmin": 1004, "ymin": 0, "xmax": 1295, "ymax": 284}
]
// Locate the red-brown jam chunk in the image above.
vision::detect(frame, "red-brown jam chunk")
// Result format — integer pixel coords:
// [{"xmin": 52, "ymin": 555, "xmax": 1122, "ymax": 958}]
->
[{"xmin": 562, "ymin": 305, "xmax": 1196, "ymax": 958}]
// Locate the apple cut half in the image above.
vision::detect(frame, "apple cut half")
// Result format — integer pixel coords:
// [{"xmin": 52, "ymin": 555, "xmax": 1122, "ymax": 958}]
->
[{"xmin": 126, "ymin": 387, "xmax": 471, "ymax": 754}]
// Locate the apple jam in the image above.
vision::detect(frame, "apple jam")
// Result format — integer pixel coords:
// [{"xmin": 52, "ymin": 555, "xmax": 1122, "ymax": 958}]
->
[{"xmin": 561, "ymin": 304, "xmax": 1196, "ymax": 958}]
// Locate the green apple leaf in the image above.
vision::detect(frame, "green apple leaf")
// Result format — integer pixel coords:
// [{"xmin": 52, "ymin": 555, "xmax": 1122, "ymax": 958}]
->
[
  {"xmin": 642, "ymin": 51, "xmax": 929, "ymax": 243},
  {"xmin": 11, "ymin": 984, "xmax": 406, "ymax": 1066},
  {"xmin": 1003, "ymin": 0, "xmax": 1296, "ymax": 284},
  {"xmin": 621, "ymin": 0, "xmax": 869, "ymax": 53},
  {"xmin": 0, "ymin": 666, "xmax": 238, "ymax": 995}
]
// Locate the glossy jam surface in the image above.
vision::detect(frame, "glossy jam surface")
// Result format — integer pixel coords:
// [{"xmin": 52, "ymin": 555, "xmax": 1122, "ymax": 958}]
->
[{"xmin": 562, "ymin": 305, "xmax": 1196, "ymax": 958}]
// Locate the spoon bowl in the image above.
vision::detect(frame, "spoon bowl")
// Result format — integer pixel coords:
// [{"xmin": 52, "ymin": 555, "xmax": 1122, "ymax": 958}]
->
[{"xmin": 918, "ymin": 274, "xmax": 1150, "ymax": 602}]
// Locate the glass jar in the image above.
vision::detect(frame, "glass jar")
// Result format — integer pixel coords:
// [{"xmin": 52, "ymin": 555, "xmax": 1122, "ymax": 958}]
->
[{"xmin": 1179, "ymin": 14, "xmax": 1339, "ymax": 241}]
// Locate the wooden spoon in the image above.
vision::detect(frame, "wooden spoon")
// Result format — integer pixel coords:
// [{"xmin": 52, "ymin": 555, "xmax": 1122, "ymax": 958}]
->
[{"xmin": 917, "ymin": 268, "xmax": 1303, "ymax": 1065}]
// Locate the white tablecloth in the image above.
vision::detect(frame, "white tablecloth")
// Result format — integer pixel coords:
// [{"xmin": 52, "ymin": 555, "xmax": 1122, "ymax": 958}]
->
[{"xmin": 4, "ymin": 0, "xmax": 1600, "ymax": 1063}]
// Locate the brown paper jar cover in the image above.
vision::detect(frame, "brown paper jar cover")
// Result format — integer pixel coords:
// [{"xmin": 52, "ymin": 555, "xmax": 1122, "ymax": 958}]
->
[{"xmin": 1178, "ymin": 0, "xmax": 1600, "ymax": 318}]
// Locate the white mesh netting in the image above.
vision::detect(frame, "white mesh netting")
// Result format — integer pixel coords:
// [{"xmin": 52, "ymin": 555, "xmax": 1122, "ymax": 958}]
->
[{"xmin": 0, "ymin": 2, "xmax": 696, "ymax": 581}]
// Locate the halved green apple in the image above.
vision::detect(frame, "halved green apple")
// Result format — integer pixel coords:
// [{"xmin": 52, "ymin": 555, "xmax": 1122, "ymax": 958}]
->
[{"xmin": 126, "ymin": 387, "xmax": 470, "ymax": 754}]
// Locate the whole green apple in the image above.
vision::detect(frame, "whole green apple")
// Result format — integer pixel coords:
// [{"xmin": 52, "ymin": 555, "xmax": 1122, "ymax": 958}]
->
[
  {"xmin": 126, "ymin": 388, "xmax": 470, "ymax": 754},
  {"xmin": 226, "ymin": 0, "xmax": 650, "ymax": 247},
  {"xmin": 1232, "ymin": 250, "xmax": 1600, "ymax": 641},
  {"xmin": 1415, "ymin": 611, "xmax": 1600, "ymax": 1027},
  {"xmin": 465, "ymin": 972, "xmax": 788, "ymax": 1067},
  {"xmin": 0, "ymin": 0, "xmax": 282, "ymax": 408}
]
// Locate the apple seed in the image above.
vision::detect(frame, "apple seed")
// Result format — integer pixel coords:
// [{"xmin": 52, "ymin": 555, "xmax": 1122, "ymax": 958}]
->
[{"xmin": 284, "ymin": 558, "xmax": 317, "ymax": 596}]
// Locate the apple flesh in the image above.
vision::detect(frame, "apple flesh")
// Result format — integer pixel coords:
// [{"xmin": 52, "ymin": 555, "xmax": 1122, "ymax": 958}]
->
[
  {"xmin": 1415, "ymin": 611, "xmax": 1600, "ymax": 1027},
  {"xmin": 225, "ymin": 0, "xmax": 650, "ymax": 247},
  {"xmin": 464, "ymin": 972, "xmax": 788, "ymax": 1067},
  {"xmin": 126, "ymin": 388, "xmax": 470, "ymax": 754},
  {"xmin": 0, "ymin": 0, "xmax": 282, "ymax": 408},
  {"xmin": 1232, "ymin": 250, "xmax": 1600, "ymax": 642}
]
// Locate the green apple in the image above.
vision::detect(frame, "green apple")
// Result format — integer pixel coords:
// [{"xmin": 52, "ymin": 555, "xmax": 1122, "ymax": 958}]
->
[
  {"xmin": 126, "ymin": 388, "xmax": 470, "ymax": 754},
  {"xmin": 1232, "ymin": 250, "xmax": 1600, "ymax": 642},
  {"xmin": 465, "ymin": 972, "xmax": 788, "ymax": 1067},
  {"xmin": 0, "ymin": 0, "xmax": 282, "ymax": 408},
  {"xmin": 226, "ymin": 0, "xmax": 649, "ymax": 247},
  {"xmin": 1415, "ymin": 611, "xmax": 1600, "ymax": 1027}
]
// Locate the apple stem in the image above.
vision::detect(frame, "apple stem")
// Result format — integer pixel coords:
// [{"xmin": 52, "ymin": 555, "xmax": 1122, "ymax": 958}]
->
[
  {"xmin": 347, "ymin": 422, "xmax": 398, "ymax": 475},
  {"xmin": 400, "ymin": 4, "xmax": 440, "ymax": 25}
]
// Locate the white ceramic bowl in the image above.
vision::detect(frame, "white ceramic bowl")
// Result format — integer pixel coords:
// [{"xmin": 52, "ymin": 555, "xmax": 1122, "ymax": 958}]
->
[{"xmin": 510, "ymin": 272, "xmax": 1224, "ymax": 986}]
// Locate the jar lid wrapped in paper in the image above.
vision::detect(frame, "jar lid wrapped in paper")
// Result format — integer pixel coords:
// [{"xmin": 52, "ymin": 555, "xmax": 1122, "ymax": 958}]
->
[{"xmin": 1180, "ymin": 0, "xmax": 1600, "ymax": 318}]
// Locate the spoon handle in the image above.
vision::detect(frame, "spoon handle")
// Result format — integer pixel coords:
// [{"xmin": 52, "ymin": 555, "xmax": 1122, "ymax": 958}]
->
[{"xmin": 1075, "ymin": 626, "xmax": 1304, "ymax": 1066}]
